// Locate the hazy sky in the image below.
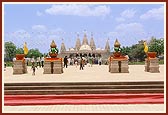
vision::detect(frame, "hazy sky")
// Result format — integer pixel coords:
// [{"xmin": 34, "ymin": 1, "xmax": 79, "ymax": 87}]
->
[{"xmin": 4, "ymin": 3, "xmax": 165, "ymax": 53}]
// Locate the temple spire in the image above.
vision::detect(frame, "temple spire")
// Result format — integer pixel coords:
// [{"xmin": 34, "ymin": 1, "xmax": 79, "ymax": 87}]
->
[
  {"xmin": 90, "ymin": 33, "xmax": 96, "ymax": 50},
  {"xmin": 75, "ymin": 34, "xmax": 81, "ymax": 51},
  {"xmin": 60, "ymin": 39, "xmax": 66, "ymax": 53},
  {"xmin": 105, "ymin": 38, "xmax": 110, "ymax": 52},
  {"xmin": 82, "ymin": 33, "xmax": 89, "ymax": 45}
]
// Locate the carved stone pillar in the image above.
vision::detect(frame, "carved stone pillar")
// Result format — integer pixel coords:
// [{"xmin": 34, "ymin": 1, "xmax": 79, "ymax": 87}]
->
[
  {"xmin": 109, "ymin": 60, "xmax": 119, "ymax": 73},
  {"xmin": 13, "ymin": 60, "xmax": 27, "ymax": 74},
  {"xmin": 43, "ymin": 61, "xmax": 52, "ymax": 74},
  {"xmin": 149, "ymin": 58, "xmax": 160, "ymax": 73},
  {"xmin": 109, "ymin": 58, "xmax": 129, "ymax": 73},
  {"xmin": 121, "ymin": 60, "xmax": 129, "ymax": 73},
  {"xmin": 43, "ymin": 58, "xmax": 63, "ymax": 74},
  {"xmin": 53, "ymin": 60, "xmax": 63, "ymax": 74},
  {"xmin": 145, "ymin": 58, "xmax": 159, "ymax": 73}
]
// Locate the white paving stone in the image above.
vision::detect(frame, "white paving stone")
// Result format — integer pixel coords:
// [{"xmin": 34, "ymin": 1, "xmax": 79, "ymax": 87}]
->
[
  {"xmin": 4, "ymin": 65, "xmax": 164, "ymax": 83},
  {"xmin": 3, "ymin": 104, "xmax": 165, "ymax": 113}
]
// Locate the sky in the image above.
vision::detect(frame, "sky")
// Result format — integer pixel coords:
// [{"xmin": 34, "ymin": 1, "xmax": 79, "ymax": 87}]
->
[{"xmin": 3, "ymin": 3, "xmax": 165, "ymax": 53}]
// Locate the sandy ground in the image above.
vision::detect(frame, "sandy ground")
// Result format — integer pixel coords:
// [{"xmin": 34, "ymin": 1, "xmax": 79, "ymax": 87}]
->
[{"xmin": 4, "ymin": 65, "xmax": 164, "ymax": 83}]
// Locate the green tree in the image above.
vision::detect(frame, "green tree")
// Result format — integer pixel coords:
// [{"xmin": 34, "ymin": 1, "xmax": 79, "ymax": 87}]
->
[
  {"xmin": 128, "ymin": 44, "xmax": 146, "ymax": 62},
  {"xmin": 5, "ymin": 42, "xmax": 16, "ymax": 61},
  {"xmin": 27, "ymin": 48, "xmax": 42, "ymax": 59},
  {"xmin": 121, "ymin": 46, "xmax": 131, "ymax": 55},
  {"xmin": 149, "ymin": 37, "xmax": 164, "ymax": 56},
  {"xmin": 16, "ymin": 48, "xmax": 24, "ymax": 54}
]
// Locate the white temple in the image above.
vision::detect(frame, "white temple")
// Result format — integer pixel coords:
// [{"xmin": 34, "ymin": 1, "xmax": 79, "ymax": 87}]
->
[{"xmin": 58, "ymin": 33, "xmax": 111, "ymax": 63}]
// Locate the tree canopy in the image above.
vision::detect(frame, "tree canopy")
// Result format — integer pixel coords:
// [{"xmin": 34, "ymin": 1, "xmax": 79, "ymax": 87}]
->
[
  {"xmin": 148, "ymin": 37, "xmax": 164, "ymax": 56},
  {"xmin": 16, "ymin": 48, "xmax": 24, "ymax": 54},
  {"xmin": 121, "ymin": 37, "xmax": 164, "ymax": 61},
  {"xmin": 26, "ymin": 48, "xmax": 42, "ymax": 59},
  {"xmin": 5, "ymin": 42, "xmax": 16, "ymax": 61}
]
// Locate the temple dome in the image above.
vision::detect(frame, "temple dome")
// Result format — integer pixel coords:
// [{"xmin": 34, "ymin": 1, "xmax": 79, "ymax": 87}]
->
[
  {"xmin": 96, "ymin": 48, "xmax": 104, "ymax": 51},
  {"xmin": 79, "ymin": 44, "xmax": 92, "ymax": 51},
  {"xmin": 96, "ymin": 48, "xmax": 102, "ymax": 50},
  {"xmin": 69, "ymin": 48, "xmax": 75, "ymax": 51}
]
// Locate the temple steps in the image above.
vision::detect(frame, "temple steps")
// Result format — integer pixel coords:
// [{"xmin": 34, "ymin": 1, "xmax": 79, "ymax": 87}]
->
[
  {"xmin": 4, "ymin": 81, "xmax": 164, "ymax": 86},
  {"xmin": 5, "ymin": 85, "xmax": 163, "ymax": 90},
  {"xmin": 4, "ymin": 81, "xmax": 164, "ymax": 95}
]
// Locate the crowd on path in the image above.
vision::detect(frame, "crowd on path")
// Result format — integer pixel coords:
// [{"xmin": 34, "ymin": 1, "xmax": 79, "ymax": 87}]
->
[
  {"xmin": 28, "ymin": 55, "xmax": 45, "ymax": 68},
  {"xmin": 63, "ymin": 55, "xmax": 102, "ymax": 70}
]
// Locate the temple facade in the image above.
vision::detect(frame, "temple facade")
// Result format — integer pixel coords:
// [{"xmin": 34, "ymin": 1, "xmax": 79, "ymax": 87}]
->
[{"xmin": 58, "ymin": 33, "xmax": 111, "ymax": 64}]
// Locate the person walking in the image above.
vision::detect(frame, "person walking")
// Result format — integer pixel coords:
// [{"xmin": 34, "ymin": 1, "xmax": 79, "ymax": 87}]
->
[
  {"xmin": 64, "ymin": 56, "xmax": 68, "ymax": 68},
  {"xmin": 41, "ymin": 55, "xmax": 44, "ymax": 67},
  {"xmin": 80, "ymin": 57, "xmax": 84, "ymax": 70},
  {"xmin": 98, "ymin": 57, "xmax": 102, "ymax": 65},
  {"xmin": 74, "ymin": 59, "xmax": 78, "ymax": 68},
  {"xmin": 31, "ymin": 56, "xmax": 35, "ymax": 64},
  {"xmin": 36, "ymin": 57, "xmax": 41, "ymax": 67},
  {"xmin": 88, "ymin": 56, "xmax": 93, "ymax": 67},
  {"xmin": 74, "ymin": 57, "xmax": 78, "ymax": 68},
  {"xmin": 12, "ymin": 57, "xmax": 16, "ymax": 67},
  {"xmin": 31, "ymin": 62, "xmax": 38, "ymax": 76},
  {"xmin": 4, "ymin": 62, "xmax": 6, "ymax": 71}
]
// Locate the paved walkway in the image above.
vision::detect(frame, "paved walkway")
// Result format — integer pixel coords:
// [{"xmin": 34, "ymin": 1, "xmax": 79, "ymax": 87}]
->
[
  {"xmin": 3, "ymin": 104, "xmax": 165, "ymax": 113},
  {"xmin": 4, "ymin": 65, "xmax": 164, "ymax": 83},
  {"xmin": 3, "ymin": 65, "xmax": 165, "ymax": 113}
]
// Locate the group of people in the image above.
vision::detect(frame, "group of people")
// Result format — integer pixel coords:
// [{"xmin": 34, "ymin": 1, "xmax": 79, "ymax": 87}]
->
[
  {"xmin": 30, "ymin": 55, "xmax": 45, "ymax": 75},
  {"xmin": 63, "ymin": 55, "xmax": 102, "ymax": 70},
  {"xmin": 29, "ymin": 55, "xmax": 45, "ymax": 68},
  {"xmin": 63, "ymin": 56, "xmax": 85, "ymax": 70}
]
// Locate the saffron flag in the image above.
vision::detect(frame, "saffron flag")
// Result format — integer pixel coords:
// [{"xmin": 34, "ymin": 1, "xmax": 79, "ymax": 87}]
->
[
  {"xmin": 144, "ymin": 41, "xmax": 148, "ymax": 53},
  {"xmin": 23, "ymin": 42, "xmax": 28, "ymax": 55}
]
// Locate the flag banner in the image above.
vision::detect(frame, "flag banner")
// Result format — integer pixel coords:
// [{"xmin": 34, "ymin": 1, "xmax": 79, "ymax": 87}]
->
[
  {"xmin": 24, "ymin": 42, "xmax": 29, "ymax": 55},
  {"xmin": 144, "ymin": 41, "xmax": 148, "ymax": 53}
]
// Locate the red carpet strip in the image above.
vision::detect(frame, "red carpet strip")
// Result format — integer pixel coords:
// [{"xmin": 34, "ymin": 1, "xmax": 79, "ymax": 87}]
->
[{"xmin": 4, "ymin": 93, "xmax": 164, "ymax": 106}]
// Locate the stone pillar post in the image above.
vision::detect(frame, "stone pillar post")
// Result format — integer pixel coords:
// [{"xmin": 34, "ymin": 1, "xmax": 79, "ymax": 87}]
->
[
  {"xmin": 23, "ymin": 62, "xmax": 27, "ymax": 73},
  {"xmin": 109, "ymin": 60, "xmax": 119, "ymax": 73},
  {"xmin": 13, "ymin": 60, "xmax": 27, "ymax": 74},
  {"xmin": 53, "ymin": 60, "xmax": 63, "ymax": 74},
  {"xmin": 43, "ymin": 59, "xmax": 63, "ymax": 74},
  {"xmin": 149, "ymin": 58, "xmax": 160, "ymax": 73},
  {"xmin": 145, "ymin": 58, "xmax": 150, "ymax": 72},
  {"xmin": 145, "ymin": 58, "xmax": 159, "ymax": 73},
  {"xmin": 43, "ymin": 61, "xmax": 52, "ymax": 74},
  {"xmin": 121, "ymin": 60, "xmax": 129, "ymax": 73}
]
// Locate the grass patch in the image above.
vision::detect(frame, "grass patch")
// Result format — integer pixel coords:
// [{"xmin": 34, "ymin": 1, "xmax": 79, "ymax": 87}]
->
[
  {"xmin": 129, "ymin": 60, "xmax": 164, "ymax": 65},
  {"xmin": 159, "ymin": 60, "xmax": 164, "ymax": 64},
  {"xmin": 5, "ymin": 61, "xmax": 13, "ymax": 67},
  {"xmin": 5, "ymin": 61, "xmax": 33, "ymax": 67},
  {"xmin": 129, "ymin": 61, "xmax": 145, "ymax": 65}
]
